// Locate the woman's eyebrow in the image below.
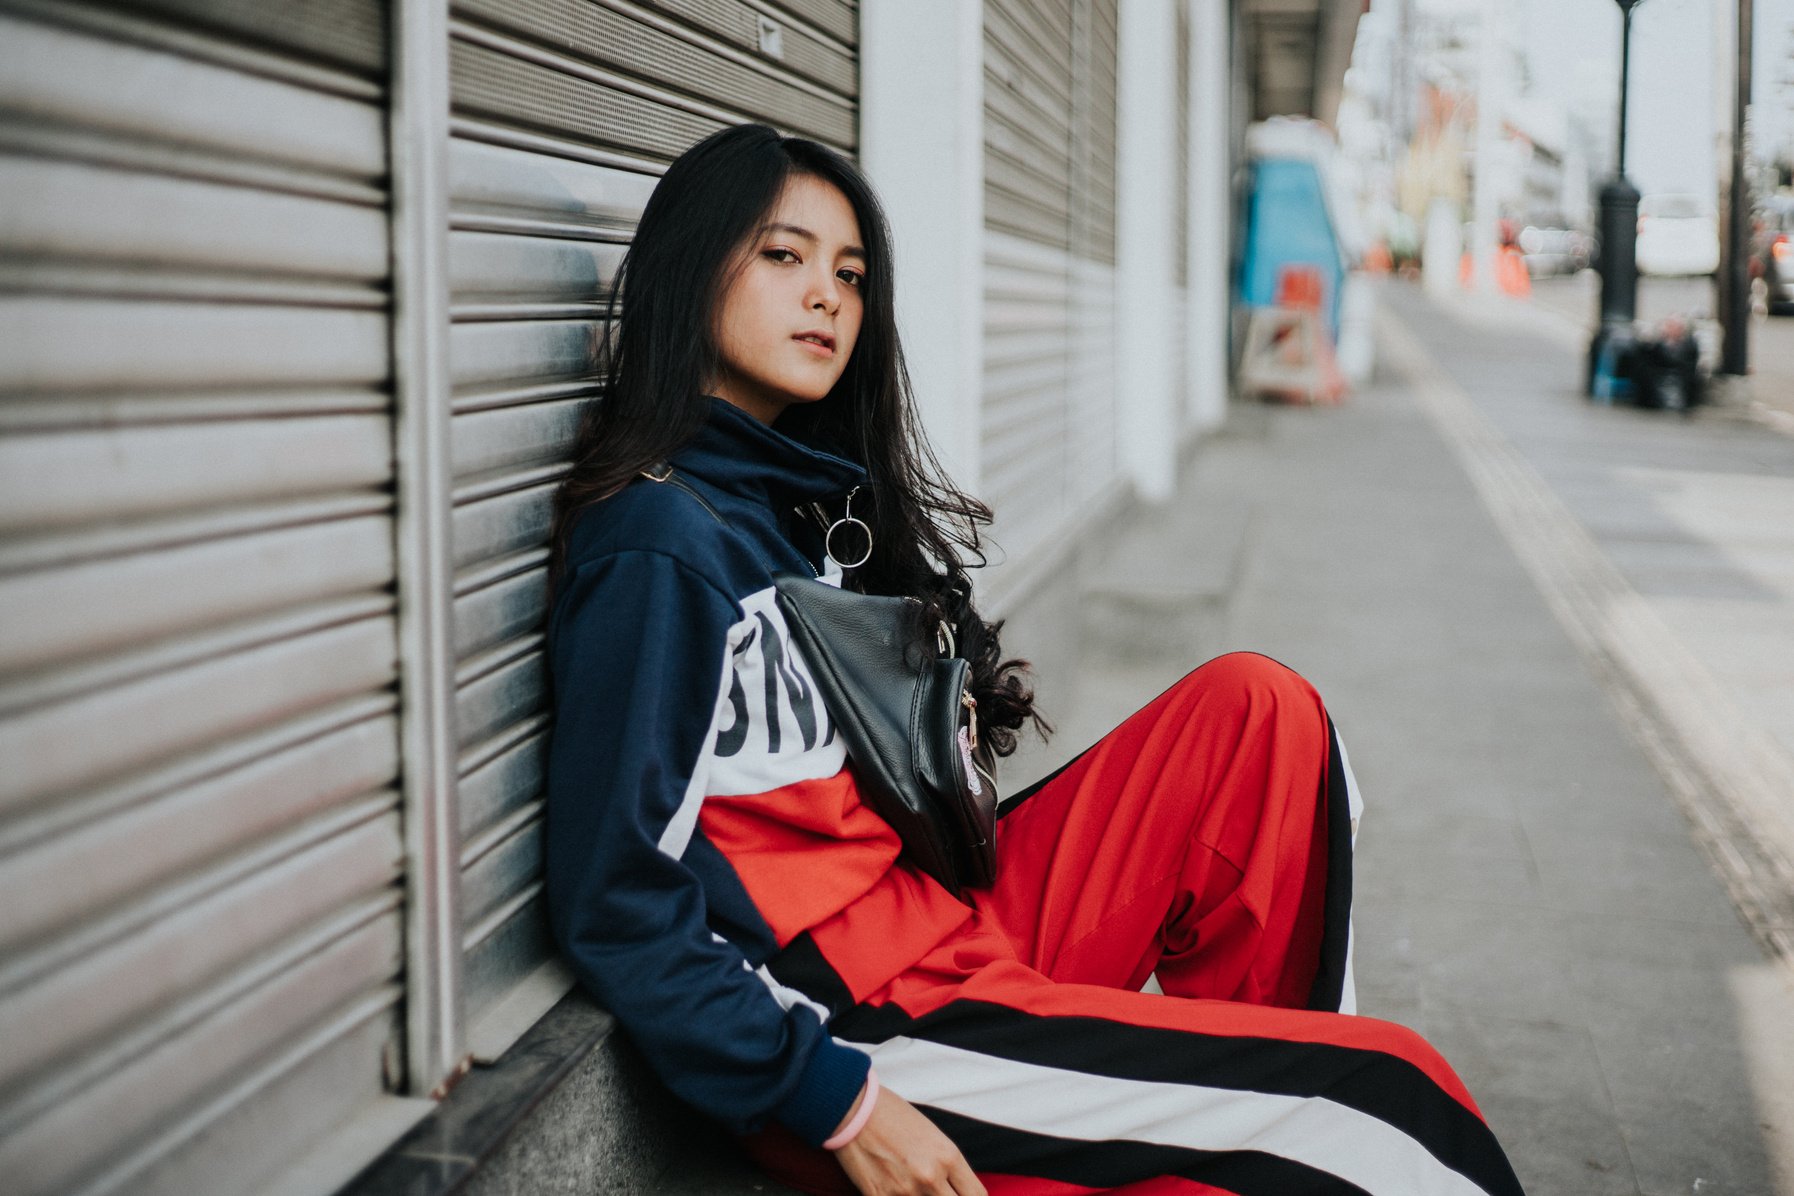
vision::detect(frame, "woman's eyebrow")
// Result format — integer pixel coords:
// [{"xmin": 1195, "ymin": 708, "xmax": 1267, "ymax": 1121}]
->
[{"xmin": 766, "ymin": 222, "xmax": 865, "ymax": 260}]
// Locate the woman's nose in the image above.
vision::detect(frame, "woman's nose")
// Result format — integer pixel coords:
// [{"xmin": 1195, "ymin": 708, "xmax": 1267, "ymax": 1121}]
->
[{"xmin": 806, "ymin": 270, "xmax": 841, "ymax": 313}]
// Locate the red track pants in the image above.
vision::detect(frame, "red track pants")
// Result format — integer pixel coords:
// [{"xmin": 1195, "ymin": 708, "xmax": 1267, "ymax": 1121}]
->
[{"xmin": 753, "ymin": 653, "xmax": 1523, "ymax": 1196}]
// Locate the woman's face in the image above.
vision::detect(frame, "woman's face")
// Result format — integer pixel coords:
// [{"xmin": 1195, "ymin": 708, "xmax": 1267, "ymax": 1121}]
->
[{"xmin": 708, "ymin": 173, "xmax": 866, "ymax": 424}]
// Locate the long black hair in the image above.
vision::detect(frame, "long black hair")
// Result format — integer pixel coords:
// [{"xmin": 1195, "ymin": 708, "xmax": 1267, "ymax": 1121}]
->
[{"xmin": 550, "ymin": 123, "xmax": 1044, "ymax": 756}]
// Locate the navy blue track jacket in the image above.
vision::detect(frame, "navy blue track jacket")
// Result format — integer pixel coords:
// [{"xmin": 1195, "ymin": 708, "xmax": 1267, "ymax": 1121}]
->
[{"xmin": 545, "ymin": 397, "xmax": 884, "ymax": 1146}]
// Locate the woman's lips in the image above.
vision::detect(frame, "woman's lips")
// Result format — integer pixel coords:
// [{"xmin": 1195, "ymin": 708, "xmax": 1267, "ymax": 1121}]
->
[{"xmin": 793, "ymin": 333, "xmax": 835, "ymax": 356}]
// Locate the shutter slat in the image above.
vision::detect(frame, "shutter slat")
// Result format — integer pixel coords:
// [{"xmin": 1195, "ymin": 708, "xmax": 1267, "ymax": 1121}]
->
[
  {"xmin": 452, "ymin": 481, "xmax": 557, "ymax": 571},
  {"xmin": 453, "ymin": 564, "xmax": 549, "ymax": 661},
  {"xmin": 114, "ymin": 1006, "xmax": 403, "ymax": 1196},
  {"xmin": 457, "ymin": 0, "xmax": 854, "ymax": 145},
  {"xmin": 0, "ymin": 713, "xmax": 399, "ymax": 956},
  {"xmin": 94, "ymin": 0, "xmax": 389, "ymax": 77},
  {"xmin": 461, "ymin": 891, "xmax": 553, "ymax": 1032},
  {"xmin": 0, "ymin": 416, "xmax": 390, "ymax": 532},
  {"xmin": 450, "ymin": 398, "xmax": 585, "ymax": 479},
  {"xmin": 450, "ymin": 231, "xmax": 625, "ymax": 305},
  {"xmin": 461, "ymin": 812, "xmax": 545, "ymax": 931},
  {"xmin": 635, "ymin": 0, "xmax": 856, "ymax": 92},
  {"xmin": 0, "ymin": 515, "xmax": 392, "ymax": 677},
  {"xmin": 0, "ymin": 158, "xmax": 387, "ymax": 279},
  {"xmin": 450, "ymin": 319, "xmax": 600, "ymax": 392},
  {"xmin": 0, "ymin": 612, "xmax": 396, "ymax": 812},
  {"xmin": 454, "ymin": 646, "xmax": 547, "ymax": 751},
  {"xmin": 450, "ymin": 139, "xmax": 656, "ymax": 234},
  {"xmin": 0, "ymin": 808, "xmax": 401, "ymax": 1097},
  {"xmin": 0, "ymin": 299, "xmax": 389, "ymax": 393},
  {"xmin": 0, "ymin": 909, "xmax": 402, "ymax": 1196},
  {"xmin": 458, "ymin": 728, "xmax": 548, "ymax": 841},
  {"xmin": 0, "ymin": 15, "xmax": 385, "ymax": 177},
  {"xmin": 451, "ymin": 36, "xmax": 726, "ymax": 166},
  {"xmin": 757, "ymin": 0, "xmax": 857, "ymax": 46}
]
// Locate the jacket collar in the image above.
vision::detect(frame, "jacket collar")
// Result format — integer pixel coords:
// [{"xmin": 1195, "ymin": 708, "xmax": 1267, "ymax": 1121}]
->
[{"xmin": 671, "ymin": 396, "xmax": 866, "ymax": 507}]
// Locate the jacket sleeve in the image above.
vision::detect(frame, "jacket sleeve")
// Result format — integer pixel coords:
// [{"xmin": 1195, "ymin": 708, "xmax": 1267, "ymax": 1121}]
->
[{"xmin": 543, "ymin": 548, "xmax": 869, "ymax": 1145}]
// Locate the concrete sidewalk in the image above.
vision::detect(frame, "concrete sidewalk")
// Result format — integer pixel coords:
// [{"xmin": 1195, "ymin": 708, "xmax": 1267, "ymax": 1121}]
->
[
  {"xmin": 1383, "ymin": 281, "xmax": 1794, "ymax": 962},
  {"xmin": 1006, "ymin": 284, "xmax": 1794, "ymax": 1195}
]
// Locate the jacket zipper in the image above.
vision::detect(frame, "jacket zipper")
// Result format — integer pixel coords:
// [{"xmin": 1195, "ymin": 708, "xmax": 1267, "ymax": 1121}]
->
[{"xmin": 645, "ymin": 464, "xmax": 819, "ymax": 579}]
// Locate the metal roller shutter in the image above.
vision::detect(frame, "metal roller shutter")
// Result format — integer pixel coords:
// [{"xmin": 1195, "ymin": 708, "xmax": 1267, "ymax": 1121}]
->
[
  {"xmin": 1175, "ymin": 0, "xmax": 1190, "ymax": 291},
  {"xmin": 1074, "ymin": 0, "xmax": 1119, "ymax": 269},
  {"xmin": 1070, "ymin": 0, "xmax": 1119, "ymax": 507},
  {"xmin": 443, "ymin": 0, "xmax": 860, "ymax": 1060},
  {"xmin": 984, "ymin": 0, "xmax": 1074, "ymax": 250},
  {"xmin": 984, "ymin": 0, "xmax": 1119, "ymax": 570},
  {"xmin": 0, "ymin": 3, "xmax": 414, "ymax": 1195},
  {"xmin": 984, "ymin": 0, "xmax": 1074, "ymax": 565},
  {"xmin": 1172, "ymin": 0, "xmax": 1190, "ymax": 432},
  {"xmin": 984, "ymin": 231, "xmax": 1074, "ymax": 562}
]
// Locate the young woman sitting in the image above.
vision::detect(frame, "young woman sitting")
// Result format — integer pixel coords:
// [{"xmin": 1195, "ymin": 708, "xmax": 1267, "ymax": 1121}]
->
[{"xmin": 544, "ymin": 122, "xmax": 1525, "ymax": 1196}]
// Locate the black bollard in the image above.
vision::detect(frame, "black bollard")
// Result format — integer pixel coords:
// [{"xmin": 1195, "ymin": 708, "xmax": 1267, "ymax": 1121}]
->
[
  {"xmin": 1597, "ymin": 179, "xmax": 1640, "ymax": 326},
  {"xmin": 1588, "ymin": 178, "xmax": 1641, "ymax": 398},
  {"xmin": 1587, "ymin": 0, "xmax": 1646, "ymax": 399}
]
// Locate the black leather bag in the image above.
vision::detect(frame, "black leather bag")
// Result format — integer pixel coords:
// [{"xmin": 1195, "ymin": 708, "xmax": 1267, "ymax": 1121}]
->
[{"xmin": 773, "ymin": 573, "xmax": 998, "ymax": 895}]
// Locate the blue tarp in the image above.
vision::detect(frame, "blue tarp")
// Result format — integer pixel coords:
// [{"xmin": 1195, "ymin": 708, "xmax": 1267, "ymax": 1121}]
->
[{"xmin": 1238, "ymin": 157, "xmax": 1346, "ymax": 336}]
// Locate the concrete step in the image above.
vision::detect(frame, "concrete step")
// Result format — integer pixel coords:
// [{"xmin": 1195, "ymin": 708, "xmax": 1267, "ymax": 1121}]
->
[{"xmin": 343, "ymin": 991, "xmax": 798, "ymax": 1195}]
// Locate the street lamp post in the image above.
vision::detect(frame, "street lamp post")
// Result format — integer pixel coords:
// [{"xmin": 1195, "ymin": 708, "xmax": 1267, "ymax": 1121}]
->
[
  {"xmin": 1588, "ymin": 0, "xmax": 1644, "ymax": 396},
  {"xmin": 1718, "ymin": 0, "xmax": 1753, "ymax": 379}
]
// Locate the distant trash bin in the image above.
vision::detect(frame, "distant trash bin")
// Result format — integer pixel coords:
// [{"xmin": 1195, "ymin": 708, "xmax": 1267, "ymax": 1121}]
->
[
  {"xmin": 1631, "ymin": 319, "xmax": 1704, "ymax": 411},
  {"xmin": 1589, "ymin": 325, "xmax": 1640, "ymax": 403},
  {"xmin": 1589, "ymin": 317, "xmax": 1706, "ymax": 411}
]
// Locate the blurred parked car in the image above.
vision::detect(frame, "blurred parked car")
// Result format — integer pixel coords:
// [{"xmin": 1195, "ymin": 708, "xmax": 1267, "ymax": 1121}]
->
[
  {"xmin": 1756, "ymin": 195, "xmax": 1794, "ymax": 314},
  {"xmin": 1518, "ymin": 224, "xmax": 1592, "ymax": 277},
  {"xmin": 1636, "ymin": 193, "xmax": 1720, "ymax": 277}
]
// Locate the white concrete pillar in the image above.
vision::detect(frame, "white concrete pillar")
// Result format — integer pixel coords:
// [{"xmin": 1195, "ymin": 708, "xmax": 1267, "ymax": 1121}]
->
[
  {"xmin": 1186, "ymin": 0, "xmax": 1232, "ymax": 431},
  {"xmin": 1469, "ymin": 0, "xmax": 1503, "ymax": 294},
  {"xmin": 1117, "ymin": 0, "xmax": 1181, "ymax": 502},
  {"xmin": 859, "ymin": 0, "xmax": 985, "ymax": 496}
]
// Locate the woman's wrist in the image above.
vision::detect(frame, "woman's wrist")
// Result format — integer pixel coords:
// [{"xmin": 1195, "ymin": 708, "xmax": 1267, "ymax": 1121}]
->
[{"xmin": 821, "ymin": 1069, "xmax": 880, "ymax": 1150}]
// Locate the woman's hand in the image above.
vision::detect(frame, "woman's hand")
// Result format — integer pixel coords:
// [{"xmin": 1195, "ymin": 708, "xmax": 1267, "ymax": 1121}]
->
[{"xmin": 833, "ymin": 1085, "xmax": 986, "ymax": 1196}]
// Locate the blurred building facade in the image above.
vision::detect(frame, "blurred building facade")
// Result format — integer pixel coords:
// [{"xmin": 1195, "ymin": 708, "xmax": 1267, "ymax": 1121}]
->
[
  {"xmin": 0, "ymin": 1, "xmax": 1360, "ymax": 1192},
  {"xmin": 1341, "ymin": 0, "xmax": 1593, "ymax": 279}
]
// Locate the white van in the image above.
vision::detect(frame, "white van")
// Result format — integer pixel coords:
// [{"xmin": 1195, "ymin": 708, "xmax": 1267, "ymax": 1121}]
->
[{"xmin": 1636, "ymin": 193, "xmax": 1720, "ymax": 277}]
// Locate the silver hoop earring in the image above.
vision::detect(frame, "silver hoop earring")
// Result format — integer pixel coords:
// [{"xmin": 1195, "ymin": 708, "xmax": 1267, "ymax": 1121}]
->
[{"xmin": 825, "ymin": 486, "xmax": 873, "ymax": 570}]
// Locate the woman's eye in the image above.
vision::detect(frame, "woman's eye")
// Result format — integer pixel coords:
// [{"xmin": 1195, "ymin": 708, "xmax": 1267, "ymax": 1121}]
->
[
  {"xmin": 838, "ymin": 269, "xmax": 864, "ymax": 288},
  {"xmin": 764, "ymin": 247, "xmax": 798, "ymax": 263}
]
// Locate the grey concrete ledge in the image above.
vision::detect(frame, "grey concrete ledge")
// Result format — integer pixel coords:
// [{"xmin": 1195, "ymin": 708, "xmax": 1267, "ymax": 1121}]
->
[
  {"xmin": 336, "ymin": 991, "xmax": 618, "ymax": 1196},
  {"xmin": 335, "ymin": 990, "xmax": 774, "ymax": 1196}
]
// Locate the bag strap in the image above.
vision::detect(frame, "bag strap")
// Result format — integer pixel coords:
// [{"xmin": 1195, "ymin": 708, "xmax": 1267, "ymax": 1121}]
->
[{"xmin": 644, "ymin": 463, "xmax": 962, "ymax": 664}]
